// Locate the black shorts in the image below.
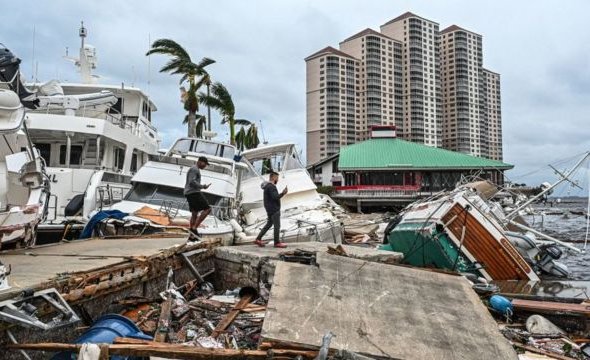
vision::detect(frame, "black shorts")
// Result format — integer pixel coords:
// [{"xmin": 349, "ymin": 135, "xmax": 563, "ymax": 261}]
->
[{"xmin": 186, "ymin": 192, "xmax": 210, "ymax": 212}]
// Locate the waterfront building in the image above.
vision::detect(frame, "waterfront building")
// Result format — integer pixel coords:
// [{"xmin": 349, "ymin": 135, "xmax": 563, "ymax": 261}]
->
[
  {"xmin": 331, "ymin": 126, "xmax": 512, "ymax": 210},
  {"xmin": 339, "ymin": 28, "xmax": 404, "ymax": 141},
  {"xmin": 380, "ymin": 12, "xmax": 443, "ymax": 147},
  {"xmin": 305, "ymin": 11, "xmax": 503, "ymax": 165},
  {"xmin": 305, "ymin": 47, "xmax": 360, "ymax": 165},
  {"xmin": 481, "ymin": 69, "xmax": 503, "ymax": 160}
]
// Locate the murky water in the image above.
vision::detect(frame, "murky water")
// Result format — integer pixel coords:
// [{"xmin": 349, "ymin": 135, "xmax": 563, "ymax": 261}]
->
[{"xmin": 523, "ymin": 199, "xmax": 590, "ymax": 280}]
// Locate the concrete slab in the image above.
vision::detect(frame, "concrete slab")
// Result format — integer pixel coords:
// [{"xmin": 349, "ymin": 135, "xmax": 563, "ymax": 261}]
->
[
  {"xmin": 215, "ymin": 242, "xmax": 403, "ymax": 265},
  {"xmin": 262, "ymin": 252, "xmax": 517, "ymax": 360},
  {"xmin": 0, "ymin": 236, "xmax": 189, "ymax": 292}
]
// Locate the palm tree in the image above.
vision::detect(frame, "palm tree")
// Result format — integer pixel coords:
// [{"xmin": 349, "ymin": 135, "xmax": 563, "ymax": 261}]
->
[
  {"xmin": 146, "ymin": 39, "xmax": 214, "ymax": 137},
  {"xmin": 183, "ymin": 114, "xmax": 207, "ymax": 138},
  {"xmin": 198, "ymin": 82, "xmax": 237, "ymax": 144}
]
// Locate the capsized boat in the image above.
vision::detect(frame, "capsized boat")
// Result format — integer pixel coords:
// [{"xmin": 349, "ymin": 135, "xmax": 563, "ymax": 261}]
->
[
  {"xmin": 235, "ymin": 143, "xmax": 346, "ymax": 244},
  {"xmin": 96, "ymin": 137, "xmax": 246, "ymax": 244},
  {"xmin": 0, "ymin": 89, "xmax": 50, "ymax": 247},
  {"xmin": 381, "ymin": 183, "xmax": 570, "ymax": 281}
]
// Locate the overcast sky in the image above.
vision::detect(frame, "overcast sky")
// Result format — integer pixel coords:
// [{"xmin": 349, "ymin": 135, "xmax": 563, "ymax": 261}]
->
[{"xmin": 3, "ymin": 0, "xmax": 590, "ymax": 192}]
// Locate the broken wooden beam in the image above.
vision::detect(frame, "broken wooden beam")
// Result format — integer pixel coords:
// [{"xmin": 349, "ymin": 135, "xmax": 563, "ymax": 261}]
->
[
  {"xmin": 511, "ymin": 342, "xmax": 577, "ymax": 360},
  {"xmin": 7, "ymin": 342, "xmax": 319, "ymax": 359},
  {"xmin": 211, "ymin": 293, "xmax": 253, "ymax": 338},
  {"xmin": 512, "ymin": 299, "xmax": 590, "ymax": 317},
  {"xmin": 154, "ymin": 297, "xmax": 173, "ymax": 342}
]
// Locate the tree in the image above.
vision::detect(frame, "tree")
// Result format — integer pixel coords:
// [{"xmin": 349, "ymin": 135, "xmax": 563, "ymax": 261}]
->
[
  {"xmin": 198, "ymin": 82, "xmax": 237, "ymax": 144},
  {"xmin": 146, "ymin": 39, "xmax": 214, "ymax": 137},
  {"xmin": 234, "ymin": 119, "xmax": 260, "ymax": 151},
  {"xmin": 183, "ymin": 114, "xmax": 206, "ymax": 138}
]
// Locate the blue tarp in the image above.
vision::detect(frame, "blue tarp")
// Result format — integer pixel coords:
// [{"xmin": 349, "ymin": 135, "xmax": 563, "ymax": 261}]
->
[{"xmin": 80, "ymin": 210, "xmax": 128, "ymax": 239}]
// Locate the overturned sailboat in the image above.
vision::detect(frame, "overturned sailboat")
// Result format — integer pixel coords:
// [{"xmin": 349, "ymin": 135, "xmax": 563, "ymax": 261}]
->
[{"xmin": 381, "ymin": 181, "xmax": 573, "ymax": 281}]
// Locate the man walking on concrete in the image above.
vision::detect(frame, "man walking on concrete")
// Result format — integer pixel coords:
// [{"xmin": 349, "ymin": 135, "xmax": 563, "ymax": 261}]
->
[
  {"xmin": 255, "ymin": 171, "xmax": 288, "ymax": 248},
  {"xmin": 184, "ymin": 156, "xmax": 211, "ymax": 239}
]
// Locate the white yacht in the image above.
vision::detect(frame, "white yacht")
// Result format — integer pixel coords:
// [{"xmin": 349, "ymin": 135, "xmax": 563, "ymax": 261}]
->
[
  {"xmin": 21, "ymin": 24, "xmax": 161, "ymax": 238},
  {"xmin": 0, "ymin": 89, "xmax": 49, "ymax": 247},
  {"xmin": 101, "ymin": 137, "xmax": 246, "ymax": 244},
  {"xmin": 235, "ymin": 143, "xmax": 345, "ymax": 244}
]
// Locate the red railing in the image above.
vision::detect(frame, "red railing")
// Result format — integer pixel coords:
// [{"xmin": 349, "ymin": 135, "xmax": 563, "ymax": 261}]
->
[{"xmin": 334, "ymin": 185, "xmax": 421, "ymax": 191}]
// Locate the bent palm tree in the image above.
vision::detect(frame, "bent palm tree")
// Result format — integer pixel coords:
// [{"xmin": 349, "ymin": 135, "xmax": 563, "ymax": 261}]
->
[
  {"xmin": 146, "ymin": 39, "xmax": 214, "ymax": 136},
  {"xmin": 199, "ymin": 82, "xmax": 237, "ymax": 144}
]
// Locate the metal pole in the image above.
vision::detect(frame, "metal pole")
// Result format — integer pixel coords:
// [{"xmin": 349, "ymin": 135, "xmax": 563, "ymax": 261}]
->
[
  {"xmin": 65, "ymin": 133, "xmax": 71, "ymax": 167},
  {"xmin": 508, "ymin": 219, "xmax": 582, "ymax": 253},
  {"xmin": 206, "ymin": 81, "xmax": 211, "ymax": 132},
  {"xmin": 505, "ymin": 152, "xmax": 590, "ymax": 220}
]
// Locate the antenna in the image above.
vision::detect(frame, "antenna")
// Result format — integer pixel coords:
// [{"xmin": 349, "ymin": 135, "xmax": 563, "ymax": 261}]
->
[
  {"xmin": 31, "ymin": 25, "xmax": 36, "ymax": 82},
  {"xmin": 259, "ymin": 120, "xmax": 268, "ymax": 144},
  {"xmin": 147, "ymin": 33, "xmax": 151, "ymax": 95}
]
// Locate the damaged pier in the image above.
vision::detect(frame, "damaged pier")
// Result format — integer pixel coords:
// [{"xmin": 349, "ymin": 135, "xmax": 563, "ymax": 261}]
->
[{"xmin": 0, "ymin": 238, "xmax": 518, "ymax": 359}]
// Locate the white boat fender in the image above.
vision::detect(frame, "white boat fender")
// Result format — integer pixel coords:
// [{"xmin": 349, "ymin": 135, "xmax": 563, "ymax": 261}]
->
[
  {"xmin": 526, "ymin": 315, "xmax": 565, "ymax": 335},
  {"xmin": 235, "ymin": 232, "xmax": 249, "ymax": 241},
  {"xmin": 229, "ymin": 219, "xmax": 243, "ymax": 233}
]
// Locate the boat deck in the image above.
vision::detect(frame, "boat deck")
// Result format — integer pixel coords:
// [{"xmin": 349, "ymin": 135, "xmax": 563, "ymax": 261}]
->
[{"xmin": 0, "ymin": 235, "xmax": 190, "ymax": 300}]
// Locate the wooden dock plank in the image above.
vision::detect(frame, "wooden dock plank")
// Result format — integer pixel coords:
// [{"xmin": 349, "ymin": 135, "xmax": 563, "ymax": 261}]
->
[
  {"xmin": 0, "ymin": 236, "xmax": 189, "ymax": 292},
  {"xmin": 262, "ymin": 253, "xmax": 517, "ymax": 360}
]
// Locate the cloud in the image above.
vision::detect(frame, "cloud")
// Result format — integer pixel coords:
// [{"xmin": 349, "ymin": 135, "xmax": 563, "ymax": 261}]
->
[{"xmin": 2, "ymin": 0, "xmax": 590, "ymax": 194}]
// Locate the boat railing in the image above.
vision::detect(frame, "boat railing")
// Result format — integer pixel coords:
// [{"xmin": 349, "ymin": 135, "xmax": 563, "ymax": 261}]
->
[
  {"xmin": 32, "ymin": 103, "xmax": 139, "ymax": 133},
  {"xmin": 123, "ymin": 197, "xmax": 232, "ymax": 225},
  {"xmin": 96, "ymin": 184, "xmax": 131, "ymax": 211}
]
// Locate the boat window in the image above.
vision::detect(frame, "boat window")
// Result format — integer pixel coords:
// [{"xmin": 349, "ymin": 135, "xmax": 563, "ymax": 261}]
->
[
  {"xmin": 193, "ymin": 141, "xmax": 219, "ymax": 157},
  {"xmin": 59, "ymin": 145, "xmax": 83, "ymax": 165},
  {"xmin": 114, "ymin": 147, "xmax": 125, "ymax": 171},
  {"xmin": 35, "ymin": 143, "xmax": 51, "ymax": 164},
  {"xmin": 249, "ymin": 155, "xmax": 283, "ymax": 174},
  {"xmin": 125, "ymin": 182, "xmax": 231, "ymax": 218},
  {"xmin": 125, "ymin": 182, "xmax": 156, "ymax": 202},
  {"xmin": 101, "ymin": 172, "xmax": 132, "ymax": 184},
  {"xmin": 284, "ymin": 149, "xmax": 304, "ymax": 170},
  {"xmin": 219, "ymin": 145, "xmax": 235, "ymax": 159},
  {"xmin": 131, "ymin": 152, "xmax": 138, "ymax": 173},
  {"xmin": 171, "ymin": 139, "xmax": 193, "ymax": 154}
]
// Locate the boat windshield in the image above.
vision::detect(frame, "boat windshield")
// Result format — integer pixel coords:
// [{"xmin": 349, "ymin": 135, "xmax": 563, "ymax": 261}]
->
[
  {"xmin": 124, "ymin": 182, "xmax": 231, "ymax": 219},
  {"xmin": 169, "ymin": 139, "xmax": 235, "ymax": 160}
]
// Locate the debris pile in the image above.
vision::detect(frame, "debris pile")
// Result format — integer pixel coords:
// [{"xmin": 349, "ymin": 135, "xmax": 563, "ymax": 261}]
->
[
  {"xmin": 120, "ymin": 281, "xmax": 268, "ymax": 350},
  {"xmin": 481, "ymin": 293, "xmax": 590, "ymax": 359}
]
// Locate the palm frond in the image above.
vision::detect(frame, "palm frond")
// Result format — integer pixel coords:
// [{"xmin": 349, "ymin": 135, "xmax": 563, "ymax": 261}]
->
[
  {"xmin": 146, "ymin": 39, "xmax": 191, "ymax": 60},
  {"xmin": 234, "ymin": 118, "xmax": 252, "ymax": 126}
]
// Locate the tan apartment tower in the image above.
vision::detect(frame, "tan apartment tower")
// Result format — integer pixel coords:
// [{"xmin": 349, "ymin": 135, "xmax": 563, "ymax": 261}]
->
[
  {"xmin": 305, "ymin": 47, "xmax": 360, "ymax": 165},
  {"xmin": 481, "ymin": 69, "xmax": 502, "ymax": 160},
  {"xmin": 440, "ymin": 25, "xmax": 483, "ymax": 157},
  {"xmin": 380, "ymin": 12, "xmax": 442, "ymax": 147},
  {"xmin": 339, "ymin": 29, "xmax": 404, "ymax": 141}
]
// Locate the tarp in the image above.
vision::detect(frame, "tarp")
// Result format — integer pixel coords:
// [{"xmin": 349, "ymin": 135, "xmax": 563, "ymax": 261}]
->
[{"xmin": 80, "ymin": 210, "xmax": 128, "ymax": 239}]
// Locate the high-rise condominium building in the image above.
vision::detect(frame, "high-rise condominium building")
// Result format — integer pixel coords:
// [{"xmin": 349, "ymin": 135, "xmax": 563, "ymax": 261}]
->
[
  {"xmin": 380, "ymin": 12, "xmax": 442, "ymax": 147},
  {"xmin": 481, "ymin": 69, "xmax": 502, "ymax": 160},
  {"xmin": 440, "ymin": 25, "xmax": 503, "ymax": 160},
  {"xmin": 305, "ymin": 11, "xmax": 502, "ymax": 165},
  {"xmin": 440, "ymin": 25, "xmax": 483, "ymax": 156},
  {"xmin": 305, "ymin": 47, "xmax": 359, "ymax": 165},
  {"xmin": 339, "ymin": 29, "xmax": 404, "ymax": 141}
]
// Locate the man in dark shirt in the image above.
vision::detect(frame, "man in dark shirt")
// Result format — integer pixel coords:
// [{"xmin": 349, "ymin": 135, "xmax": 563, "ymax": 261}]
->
[
  {"xmin": 184, "ymin": 156, "xmax": 211, "ymax": 239},
  {"xmin": 255, "ymin": 171, "xmax": 288, "ymax": 248}
]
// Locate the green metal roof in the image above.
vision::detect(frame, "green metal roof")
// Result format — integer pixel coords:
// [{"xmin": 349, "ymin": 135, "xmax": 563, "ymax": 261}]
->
[{"xmin": 338, "ymin": 138, "xmax": 513, "ymax": 170}]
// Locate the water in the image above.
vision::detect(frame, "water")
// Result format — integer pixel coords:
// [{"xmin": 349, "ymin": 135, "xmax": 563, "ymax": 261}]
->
[{"xmin": 523, "ymin": 199, "xmax": 590, "ymax": 280}]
